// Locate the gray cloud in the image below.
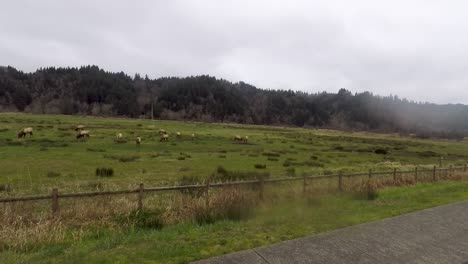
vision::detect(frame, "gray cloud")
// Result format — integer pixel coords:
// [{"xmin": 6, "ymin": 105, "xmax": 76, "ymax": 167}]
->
[{"xmin": 1, "ymin": 0, "xmax": 468, "ymax": 103}]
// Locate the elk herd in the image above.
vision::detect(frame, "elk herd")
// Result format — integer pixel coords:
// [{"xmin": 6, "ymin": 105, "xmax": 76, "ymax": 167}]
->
[{"xmin": 16, "ymin": 124, "xmax": 249, "ymax": 145}]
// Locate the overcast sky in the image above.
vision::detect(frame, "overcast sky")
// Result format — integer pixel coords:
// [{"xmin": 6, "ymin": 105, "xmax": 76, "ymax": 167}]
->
[{"xmin": 1, "ymin": 1, "xmax": 468, "ymax": 104}]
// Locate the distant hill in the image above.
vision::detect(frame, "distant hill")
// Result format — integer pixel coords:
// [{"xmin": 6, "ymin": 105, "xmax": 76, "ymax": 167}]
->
[{"xmin": 0, "ymin": 65, "xmax": 467, "ymax": 139}]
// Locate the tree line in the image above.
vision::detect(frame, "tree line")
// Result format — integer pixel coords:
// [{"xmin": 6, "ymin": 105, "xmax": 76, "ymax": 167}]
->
[{"xmin": 0, "ymin": 65, "xmax": 467, "ymax": 139}]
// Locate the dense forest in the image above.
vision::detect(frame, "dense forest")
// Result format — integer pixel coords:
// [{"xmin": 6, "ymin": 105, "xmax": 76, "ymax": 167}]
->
[{"xmin": 0, "ymin": 65, "xmax": 467, "ymax": 139}]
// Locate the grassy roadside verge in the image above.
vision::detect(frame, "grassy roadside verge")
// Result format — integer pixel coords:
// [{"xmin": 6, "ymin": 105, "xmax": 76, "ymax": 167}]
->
[{"xmin": 2, "ymin": 180, "xmax": 468, "ymax": 263}]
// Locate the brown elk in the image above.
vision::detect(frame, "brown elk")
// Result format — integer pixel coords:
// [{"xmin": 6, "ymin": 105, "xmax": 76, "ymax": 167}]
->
[{"xmin": 17, "ymin": 127, "xmax": 33, "ymax": 138}]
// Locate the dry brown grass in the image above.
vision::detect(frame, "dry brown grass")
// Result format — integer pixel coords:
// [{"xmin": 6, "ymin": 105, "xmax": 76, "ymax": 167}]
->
[
  {"xmin": 0, "ymin": 186, "xmax": 260, "ymax": 251},
  {"xmin": 163, "ymin": 186, "xmax": 258, "ymax": 225},
  {"xmin": 0, "ymin": 197, "xmax": 135, "ymax": 251},
  {"xmin": 2, "ymin": 168, "xmax": 468, "ymax": 251}
]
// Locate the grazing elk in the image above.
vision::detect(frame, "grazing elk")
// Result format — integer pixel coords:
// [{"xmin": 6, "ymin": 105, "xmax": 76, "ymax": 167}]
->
[
  {"xmin": 76, "ymin": 130, "xmax": 90, "ymax": 140},
  {"xmin": 17, "ymin": 127, "xmax": 33, "ymax": 138},
  {"xmin": 160, "ymin": 134, "xmax": 169, "ymax": 142},
  {"xmin": 136, "ymin": 136, "xmax": 141, "ymax": 145},
  {"xmin": 233, "ymin": 135, "xmax": 248, "ymax": 143}
]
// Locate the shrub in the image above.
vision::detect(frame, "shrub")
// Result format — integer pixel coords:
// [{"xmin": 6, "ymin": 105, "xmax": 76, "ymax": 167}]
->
[
  {"xmin": 41, "ymin": 142, "xmax": 68, "ymax": 148},
  {"xmin": 218, "ymin": 154, "xmax": 226, "ymax": 158},
  {"xmin": 374, "ymin": 148, "xmax": 388, "ymax": 155},
  {"xmin": 254, "ymin": 164, "xmax": 266, "ymax": 169},
  {"xmin": 191, "ymin": 188, "xmax": 257, "ymax": 224},
  {"xmin": 177, "ymin": 156, "xmax": 186, "ymax": 160},
  {"xmin": 47, "ymin": 171, "xmax": 61, "ymax": 178},
  {"xmin": 178, "ymin": 175, "xmax": 202, "ymax": 185},
  {"xmin": 95, "ymin": 168, "xmax": 114, "ymax": 177},
  {"xmin": 117, "ymin": 155, "xmax": 139, "ymax": 162},
  {"xmin": 212, "ymin": 166, "xmax": 269, "ymax": 182},
  {"xmin": 216, "ymin": 166, "xmax": 228, "ymax": 175},
  {"xmin": 178, "ymin": 175, "xmax": 204, "ymax": 197},
  {"xmin": 0, "ymin": 183, "xmax": 12, "ymax": 192},
  {"xmin": 87, "ymin": 148, "xmax": 106, "ymax": 152},
  {"xmin": 262, "ymin": 152, "xmax": 280, "ymax": 157},
  {"xmin": 37, "ymin": 139, "xmax": 68, "ymax": 148},
  {"xmin": 367, "ymin": 187, "xmax": 379, "ymax": 200},
  {"xmin": 334, "ymin": 145, "xmax": 344, "ymax": 151},
  {"xmin": 104, "ymin": 154, "xmax": 140, "ymax": 162},
  {"xmin": 267, "ymin": 157, "xmax": 278, "ymax": 161},
  {"xmin": 124, "ymin": 210, "xmax": 164, "ymax": 229},
  {"xmin": 418, "ymin": 150, "xmax": 439, "ymax": 157},
  {"xmin": 285, "ymin": 167, "xmax": 296, "ymax": 177},
  {"xmin": 353, "ymin": 181, "xmax": 379, "ymax": 200}
]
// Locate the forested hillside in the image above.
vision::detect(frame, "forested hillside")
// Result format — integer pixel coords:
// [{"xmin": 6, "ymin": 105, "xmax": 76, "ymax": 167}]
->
[{"xmin": 0, "ymin": 65, "xmax": 467, "ymax": 138}]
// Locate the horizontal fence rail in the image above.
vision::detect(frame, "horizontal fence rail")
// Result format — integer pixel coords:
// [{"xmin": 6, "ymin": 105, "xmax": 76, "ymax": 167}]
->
[{"xmin": 0, "ymin": 165, "xmax": 467, "ymax": 217}]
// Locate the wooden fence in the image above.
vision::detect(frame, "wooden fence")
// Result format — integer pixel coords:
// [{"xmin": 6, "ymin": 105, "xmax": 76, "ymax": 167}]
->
[{"xmin": 1, "ymin": 165, "xmax": 467, "ymax": 217}]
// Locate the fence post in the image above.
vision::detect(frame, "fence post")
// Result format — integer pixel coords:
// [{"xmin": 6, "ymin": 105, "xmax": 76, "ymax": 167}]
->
[
  {"xmin": 259, "ymin": 174, "xmax": 265, "ymax": 201},
  {"xmin": 51, "ymin": 188, "xmax": 59, "ymax": 217},
  {"xmin": 393, "ymin": 168, "xmax": 397, "ymax": 183},
  {"xmin": 303, "ymin": 174, "xmax": 307, "ymax": 194},
  {"xmin": 433, "ymin": 166, "xmax": 437, "ymax": 181},
  {"xmin": 205, "ymin": 177, "xmax": 211, "ymax": 207},
  {"xmin": 338, "ymin": 172, "xmax": 343, "ymax": 192},
  {"xmin": 414, "ymin": 167, "xmax": 418, "ymax": 183},
  {"xmin": 137, "ymin": 183, "xmax": 144, "ymax": 211}
]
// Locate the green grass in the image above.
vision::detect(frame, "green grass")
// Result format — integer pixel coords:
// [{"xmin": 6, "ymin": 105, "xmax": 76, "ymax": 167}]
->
[
  {"xmin": 2, "ymin": 181, "xmax": 468, "ymax": 263},
  {"xmin": 1, "ymin": 113, "xmax": 468, "ymax": 263},
  {"xmin": 0, "ymin": 113, "xmax": 467, "ymax": 195}
]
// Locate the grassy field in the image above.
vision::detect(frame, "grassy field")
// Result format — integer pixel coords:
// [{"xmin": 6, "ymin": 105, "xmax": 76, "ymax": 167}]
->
[
  {"xmin": 0, "ymin": 112, "xmax": 467, "ymax": 195},
  {"xmin": 1, "ymin": 113, "xmax": 468, "ymax": 263},
  {"xmin": 2, "ymin": 181, "xmax": 468, "ymax": 263}
]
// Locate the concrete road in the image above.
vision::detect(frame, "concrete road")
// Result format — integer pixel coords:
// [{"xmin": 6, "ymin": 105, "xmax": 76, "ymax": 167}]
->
[{"xmin": 193, "ymin": 200, "xmax": 468, "ymax": 264}]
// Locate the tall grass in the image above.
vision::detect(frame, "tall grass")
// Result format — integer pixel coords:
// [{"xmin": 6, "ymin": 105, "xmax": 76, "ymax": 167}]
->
[
  {"xmin": 1, "ymin": 168, "xmax": 467, "ymax": 252},
  {"xmin": 0, "ymin": 185, "xmax": 259, "ymax": 251}
]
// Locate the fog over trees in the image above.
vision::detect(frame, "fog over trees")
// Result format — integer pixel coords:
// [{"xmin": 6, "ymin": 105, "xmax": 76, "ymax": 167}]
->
[{"xmin": 1, "ymin": 65, "xmax": 467, "ymax": 139}]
